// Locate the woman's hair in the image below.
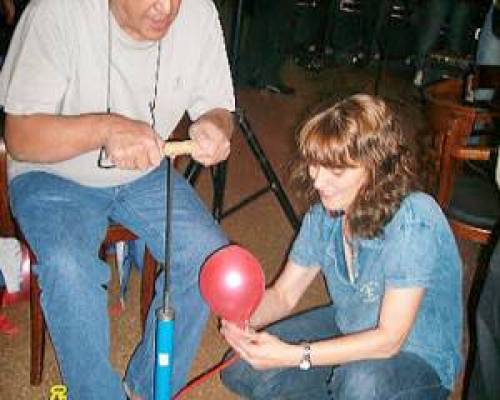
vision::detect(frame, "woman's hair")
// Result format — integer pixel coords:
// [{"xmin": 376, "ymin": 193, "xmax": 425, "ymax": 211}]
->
[{"xmin": 294, "ymin": 94, "xmax": 424, "ymax": 239}]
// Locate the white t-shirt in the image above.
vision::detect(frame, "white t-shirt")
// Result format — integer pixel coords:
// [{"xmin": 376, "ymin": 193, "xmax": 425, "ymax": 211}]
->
[{"xmin": 0, "ymin": 0, "xmax": 235, "ymax": 187}]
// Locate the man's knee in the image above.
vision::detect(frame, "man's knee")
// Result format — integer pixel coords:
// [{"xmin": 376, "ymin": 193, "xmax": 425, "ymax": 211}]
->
[
  {"xmin": 171, "ymin": 224, "xmax": 227, "ymax": 284},
  {"xmin": 35, "ymin": 245, "xmax": 108, "ymax": 292}
]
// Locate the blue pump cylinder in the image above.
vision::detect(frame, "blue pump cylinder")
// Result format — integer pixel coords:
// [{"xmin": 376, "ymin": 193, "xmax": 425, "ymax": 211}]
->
[{"xmin": 155, "ymin": 307, "xmax": 175, "ymax": 400}]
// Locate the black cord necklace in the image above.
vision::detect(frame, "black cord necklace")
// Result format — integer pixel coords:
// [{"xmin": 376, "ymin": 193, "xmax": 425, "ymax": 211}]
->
[{"xmin": 97, "ymin": 1, "xmax": 172, "ymax": 313}]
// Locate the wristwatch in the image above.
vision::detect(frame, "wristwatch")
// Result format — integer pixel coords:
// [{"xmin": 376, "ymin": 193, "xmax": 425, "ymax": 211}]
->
[{"xmin": 298, "ymin": 342, "xmax": 312, "ymax": 370}]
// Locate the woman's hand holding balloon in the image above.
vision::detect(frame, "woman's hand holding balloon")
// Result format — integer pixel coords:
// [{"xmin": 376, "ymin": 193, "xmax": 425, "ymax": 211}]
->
[
  {"xmin": 198, "ymin": 244, "xmax": 301, "ymax": 369},
  {"xmin": 220, "ymin": 320, "xmax": 301, "ymax": 370}
]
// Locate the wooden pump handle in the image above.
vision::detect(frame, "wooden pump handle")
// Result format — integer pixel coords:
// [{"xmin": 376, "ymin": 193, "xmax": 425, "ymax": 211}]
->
[{"xmin": 163, "ymin": 140, "xmax": 195, "ymax": 158}]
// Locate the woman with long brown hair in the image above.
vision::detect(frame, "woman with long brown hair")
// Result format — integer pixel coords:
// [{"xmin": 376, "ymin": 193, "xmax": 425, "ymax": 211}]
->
[{"xmin": 220, "ymin": 94, "xmax": 462, "ymax": 399}]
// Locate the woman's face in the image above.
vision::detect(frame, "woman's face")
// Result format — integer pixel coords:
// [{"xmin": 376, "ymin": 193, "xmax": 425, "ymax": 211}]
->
[{"xmin": 308, "ymin": 164, "xmax": 367, "ymax": 213}]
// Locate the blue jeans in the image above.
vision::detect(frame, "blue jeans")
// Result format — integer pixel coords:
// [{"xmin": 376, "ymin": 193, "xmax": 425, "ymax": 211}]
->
[
  {"xmin": 414, "ymin": 0, "xmax": 473, "ymax": 69},
  {"xmin": 221, "ymin": 306, "xmax": 450, "ymax": 400},
  {"xmin": 475, "ymin": 4, "xmax": 500, "ymax": 102},
  {"xmin": 477, "ymin": 4, "xmax": 500, "ymax": 66},
  {"xmin": 10, "ymin": 163, "xmax": 228, "ymax": 400},
  {"xmin": 467, "ymin": 239, "xmax": 500, "ymax": 400}
]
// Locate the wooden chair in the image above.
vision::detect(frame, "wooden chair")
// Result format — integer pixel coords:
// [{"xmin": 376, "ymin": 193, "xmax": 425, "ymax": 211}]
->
[
  {"xmin": 424, "ymin": 78, "xmax": 500, "ymax": 398},
  {"xmin": 437, "ymin": 132, "xmax": 499, "ymax": 245},
  {"xmin": 424, "ymin": 78, "xmax": 500, "ymax": 244},
  {"xmin": 0, "ymin": 136, "xmax": 158, "ymax": 385}
]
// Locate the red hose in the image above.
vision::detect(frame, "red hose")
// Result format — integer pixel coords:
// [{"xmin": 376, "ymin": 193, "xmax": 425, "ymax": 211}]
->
[{"xmin": 173, "ymin": 354, "xmax": 239, "ymax": 399}]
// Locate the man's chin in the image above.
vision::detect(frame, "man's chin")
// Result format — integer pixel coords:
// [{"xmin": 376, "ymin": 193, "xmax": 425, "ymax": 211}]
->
[
  {"xmin": 144, "ymin": 29, "xmax": 169, "ymax": 41},
  {"xmin": 144, "ymin": 21, "xmax": 172, "ymax": 40}
]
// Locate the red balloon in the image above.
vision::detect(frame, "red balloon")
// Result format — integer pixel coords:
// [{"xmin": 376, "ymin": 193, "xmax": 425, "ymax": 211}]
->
[{"xmin": 199, "ymin": 245, "xmax": 265, "ymax": 327}]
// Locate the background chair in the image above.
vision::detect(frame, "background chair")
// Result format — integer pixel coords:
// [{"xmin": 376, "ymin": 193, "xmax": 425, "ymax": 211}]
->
[
  {"xmin": 424, "ymin": 77, "xmax": 500, "ymax": 398},
  {"xmin": 438, "ymin": 132, "xmax": 499, "ymax": 244},
  {"xmin": 425, "ymin": 78, "xmax": 500, "ymax": 245},
  {"xmin": 0, "ymin": 136, "xmax": 158, "ymax": 385}
]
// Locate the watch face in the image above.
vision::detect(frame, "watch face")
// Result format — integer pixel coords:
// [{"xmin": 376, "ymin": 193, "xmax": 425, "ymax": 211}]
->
[
  {"xmin": 299, "ymin": 359, "xmax": 311, "ymax": 370},
  {"xmin": 299, "ymin": 343, "xmax": 312, "ymax": 370}
]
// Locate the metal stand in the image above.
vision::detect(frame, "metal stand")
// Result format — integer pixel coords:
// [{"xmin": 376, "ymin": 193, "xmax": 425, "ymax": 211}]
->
[{"xmin": 184, "ymin": 0, "xmax": 300, "ymax": 231}]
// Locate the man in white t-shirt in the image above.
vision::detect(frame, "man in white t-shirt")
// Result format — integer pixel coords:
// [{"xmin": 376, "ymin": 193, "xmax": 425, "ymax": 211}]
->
[{"xmin": 0, "ymin": 0, "xmax": 235, "ymax": 398}]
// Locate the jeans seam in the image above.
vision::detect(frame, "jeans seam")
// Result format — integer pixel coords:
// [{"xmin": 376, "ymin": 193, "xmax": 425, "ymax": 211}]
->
[{"xmin": 116, "ymin": 192, "xmax": 163, "ymax": 259}]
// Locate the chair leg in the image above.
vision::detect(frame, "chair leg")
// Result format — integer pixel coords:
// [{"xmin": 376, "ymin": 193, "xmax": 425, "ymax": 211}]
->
[
  {"xmin": 30, "ymin": 272, "xmax": 45, "ymax": 386},
  {"xmin": 140, "ymin": 248, "xmax": 157, "ymax": 334}
]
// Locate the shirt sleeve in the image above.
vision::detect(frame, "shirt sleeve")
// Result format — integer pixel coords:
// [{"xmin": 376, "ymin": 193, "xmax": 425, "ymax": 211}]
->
[
  {"xmin": 384, "ymin": 220, "xmax": 440, "ymax": 288},
  {"xmin": 289, "ymin": 206, "xmax": 324, "ymax": 268},
  {"xmin": 186, "ymin": 6, "xmax": 235, "ymax": 120},
  {"xmin": 0, "ymin": 0, "xmax": 71, "ymax": 115}
]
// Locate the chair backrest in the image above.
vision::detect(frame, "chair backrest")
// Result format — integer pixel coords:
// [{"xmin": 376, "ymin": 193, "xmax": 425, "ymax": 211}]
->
[
  {"xmin": 0, "ymin": 135, "xmax": 16, "ymax": 238},
  {"xmin": 424, "ymin": 79, "xmax": 477, "ymax": 194}
]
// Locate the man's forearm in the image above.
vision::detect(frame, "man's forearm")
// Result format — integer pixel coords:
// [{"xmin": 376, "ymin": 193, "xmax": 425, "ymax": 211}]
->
[{"xmin": 4, "ymin": 113, "xmax": 109, "ymax": 163}]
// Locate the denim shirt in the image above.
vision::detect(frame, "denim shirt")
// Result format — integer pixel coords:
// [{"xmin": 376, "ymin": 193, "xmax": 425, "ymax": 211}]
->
[{"xmin": 289, "ymin": 192, "xmax": 463, "ymax": 389}]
